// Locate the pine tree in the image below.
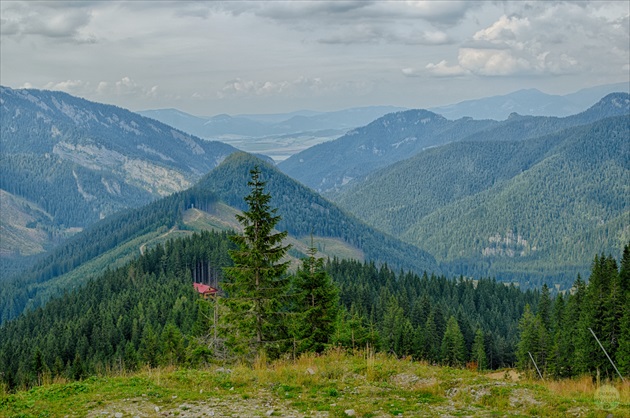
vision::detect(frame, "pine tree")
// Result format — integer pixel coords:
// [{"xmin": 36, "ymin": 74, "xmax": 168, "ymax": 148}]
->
[
  {"xmin": 517, "ymin": 304, "xmax": 545, "ymax": 374},
  {"xmin": 617, "ymin": 306, "xmax": 630, "ymax": 377},
  {"xmin": 292, "ymin": 242, "xmax": 340, "ymax": 354},
  {"xmin": 441, "ymin": 316, "xmax": 466, "ymax": 367},
  {"xmin": 221, "ymin": 167, "xmax": 291, "ymax": 359},
  {"xmin": 471, "ymin": 328, "xmax": 488, "ymax": 370}
]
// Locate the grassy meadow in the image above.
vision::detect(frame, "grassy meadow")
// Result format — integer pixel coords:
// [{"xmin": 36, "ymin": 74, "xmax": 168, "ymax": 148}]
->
[{"xmin": 1, "ymin": 349, "xmax": 628, "ymax": 417}]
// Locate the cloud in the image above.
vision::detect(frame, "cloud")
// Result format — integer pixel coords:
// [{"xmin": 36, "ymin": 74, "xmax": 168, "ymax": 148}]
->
[
  {"xmin": 319, "ymin": 26, "xmax": 452, "ymax": 45},
  {"xmin": 425, "ymin": 2, "xmax": 629, "ymax": 78},
  {"xmin": 424, "ymin": 60, "xmax": 469, "ymax": 77},
  {"xmin": 211, "ymin": 1, "xmax": 470, "ymax": 46},
  {"xmin": 43, "ymin": 77, "xmax": 159, "ymax": 98},
  {"xmin": 217, "ymin": 76, "xmax": 325, "ymax": 99},
  {"xmin": 0, "ymin": 1, "xmax": 96, "ymax": 42}
]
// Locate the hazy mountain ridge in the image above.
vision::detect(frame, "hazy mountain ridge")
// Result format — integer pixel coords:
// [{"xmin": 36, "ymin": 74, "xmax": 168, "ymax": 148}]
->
[
  {"xmin": 280, "ymin": 93, "xmax": 629, "ymax": 194},
  {"xmin": 429, "ymin": 82, "xmax": 630, "ymax": 120},
  {"xmin": 0, "ymin": 86, "xmax": 238, "ymax": 262},
  {"xmin": 138, "ymin": 106, "xmax": 407, "ymax": 139},
  {"xmin": 334, "ymin": 114, "xmax": 630, "ymax": 287}
]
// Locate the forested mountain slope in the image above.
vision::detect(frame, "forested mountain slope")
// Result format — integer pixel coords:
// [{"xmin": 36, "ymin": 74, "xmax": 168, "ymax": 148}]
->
[
  {"xmin": 0, "ymin": 86, "xmax": 237, "ymax": 265},
  {"xmin": 0, "ymin": 230, "xmax": 537, "ymax": 389},
  {"xmin": 335, "ymin": 115, "xmax": 630, "ymax": 288},
  {"xmin": 280, "ymin": 93, "xmax": 629, "ymax": 193},
  {"xmin": 279, "ymin": 110, "xmax": 496, "ymax": 192},
  {"xmin": 0, "ymin": 153, "xmax": 438, "ymax": 324},
  {"xmin": 195, "ymin": 152, "xmax": 437, "ymax": 274}
]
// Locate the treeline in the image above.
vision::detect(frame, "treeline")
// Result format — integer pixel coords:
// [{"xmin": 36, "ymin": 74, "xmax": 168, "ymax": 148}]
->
[
  {"xmin": 327, "ymin": 259, "xmax": 538, "ymax": 368},
  {"xmin": 517, "ymin": 244, "xmax": 630, "ymax": 379}
]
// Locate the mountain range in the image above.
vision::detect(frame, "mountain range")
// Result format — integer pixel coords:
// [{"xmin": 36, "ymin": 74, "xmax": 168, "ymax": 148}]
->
[
  {"xmin": 1, "ymin": 85, "xmax": 627, "ymax": 313},
  {"xmin": 332, "ymin": 104, "xmax": 629, "ymax": 287},
  {"xmin": 138, "ymin": 106, "xmax": 407, "ymax": 138},
  {"xmin": 429, "ymin": 82, "xmax": 629, "ymax": 120},
  {"xmin": 279, "ymin": 93, "xmax": 630, "ymax": 194},
  {"xmin": 0, "ymin": 86, "xmax": 238, "ymax": 267},
  {"xmin": 0, "ymin": 152, "xmax": 437, "ymax": 324}
]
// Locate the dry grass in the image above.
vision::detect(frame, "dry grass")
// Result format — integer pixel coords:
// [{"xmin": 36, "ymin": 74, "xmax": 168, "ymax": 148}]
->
[{"xmin": 3, "ymin": 351, "xmax": 629, "ymax": 417}]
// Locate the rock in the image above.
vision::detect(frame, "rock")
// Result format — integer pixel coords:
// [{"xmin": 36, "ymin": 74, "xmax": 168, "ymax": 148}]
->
[
  {"xmin": 306, "ymin": 368, "xmax": 315, "ymax": 375},
  {"xmin": 114, "ymin": 413, "xmax": 123, "ymax": 418},
  {"xmin": 265, "ymin": 410, "xmax": 274, "ymax": 416},
  {"xmin": 344, "ymin": 410, "xmax": 356, "ymax": 416},
  {"xmin": 154, "ymin": 406, "xmax": 160, "ymax": 413}
]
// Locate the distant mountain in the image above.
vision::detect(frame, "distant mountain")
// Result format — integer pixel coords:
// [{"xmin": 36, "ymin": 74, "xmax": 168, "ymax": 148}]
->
[
  {"xmin": 278, "ymin": 110, "xmax": 496, "ymax": 193},
  {"xmin": 0, "ymin": 152, "xmax": 438, "ymax": 324},
  {"xmin": 0, "ymin": 86, "xmax": 238, "ymax": 264},
  {"xmin": 138, "ymin": 106, "xmax": 406, "ymax": 139},
  {"xmin": 334, "ymin": 115, "xmax": 630, "ymax": 289},
  {"xmin": 280, "ymin": 93, "xmax": 629, "ymax": 193},
  {"xmin": 430, "ymin": 82, "xmax": 629, "ymax": 120}
]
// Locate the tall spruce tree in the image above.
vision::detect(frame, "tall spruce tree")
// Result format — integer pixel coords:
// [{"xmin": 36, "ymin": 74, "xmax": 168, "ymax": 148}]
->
[
  {"xmin": 292, "ymin": 242, "xmax": 340, "ymax": 354},
  {"xmin": 441, "ymin": 316, "xmax": 467, "ymax": 367},
  {"xmin": 471, "ymin": 327, "xmax": 488, "ymax": 370},
  {"xmin": 221, "ymin": 167, "xmax": 291, "ymax": 359}
]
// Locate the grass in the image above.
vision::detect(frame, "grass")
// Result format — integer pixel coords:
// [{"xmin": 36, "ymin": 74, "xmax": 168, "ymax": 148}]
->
[{"xmin": 1, "ymin": 350, "xmax": 628, "ymax": 417}]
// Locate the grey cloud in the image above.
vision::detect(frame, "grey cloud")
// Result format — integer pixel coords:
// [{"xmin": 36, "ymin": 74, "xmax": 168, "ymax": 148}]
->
[
  {"xmin": 0, "ymin": 1, "xmax": 94, "ymax": 41},
  {"xmin": 318, "ymin": 26, "xmax": 453, "ymax": 46}
]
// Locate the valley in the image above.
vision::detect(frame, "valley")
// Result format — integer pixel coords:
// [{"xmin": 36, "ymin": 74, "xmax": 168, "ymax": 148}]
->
[{"xmin": 1, "ymin": 84, "xmax": 628, "ymax": 416}]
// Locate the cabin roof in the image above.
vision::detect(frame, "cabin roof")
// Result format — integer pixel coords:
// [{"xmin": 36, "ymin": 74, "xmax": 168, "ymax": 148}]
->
[{"xmin": 193, "ymin": 282, "xmax": 218, "ymax": 294}]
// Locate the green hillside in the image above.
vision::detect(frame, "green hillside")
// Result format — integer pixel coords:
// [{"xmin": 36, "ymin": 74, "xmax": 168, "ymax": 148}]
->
[
  {"xmin": 194, "ymin": 152, "xmax": 438, "ymax": 275},
  {"xmin": 0, "ymin": 153, "xmax": 437, "ymax": 324},
  {"xmin": 335, "ymin": 116, "xmax": 630, "ymax": 289}
]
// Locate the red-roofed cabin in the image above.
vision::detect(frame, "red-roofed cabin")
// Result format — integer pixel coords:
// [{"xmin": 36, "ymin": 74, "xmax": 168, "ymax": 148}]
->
[{"xmin": 193, "ymin": 283, "xmax": 218, "ymax": 299}]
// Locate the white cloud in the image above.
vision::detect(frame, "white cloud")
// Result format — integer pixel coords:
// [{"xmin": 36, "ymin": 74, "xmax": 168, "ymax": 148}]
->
[
  {"xmin": 425, "ymin": 60, "xmax": 469, "ymax": 77},
  {"xmin": 42, "ymin": 77, "xmax": 159, "ymax": 99},
  {"xmin": 426, "ymin": 3, "xmax": 629, "ymax": 78},
  {"xmin": 217, "ymin": 76, "xmax": 325, "ymax": 98}
]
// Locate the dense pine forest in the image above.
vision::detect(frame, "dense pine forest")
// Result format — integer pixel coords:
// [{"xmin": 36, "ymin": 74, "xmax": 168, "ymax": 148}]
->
[
  {"xmin": 1, "ymin": 168, "xmax": 626, "ymax": 392},
  {"xmin": 517, "ymin": 246, "xmax": 630, "ymax": 380}
]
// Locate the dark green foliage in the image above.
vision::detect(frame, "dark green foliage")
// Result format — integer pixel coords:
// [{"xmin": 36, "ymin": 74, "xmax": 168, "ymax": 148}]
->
[
  {"xmin": 517, "ymin": 244, "xmax": 630, "ymax": 379},
  {"xmin": 441, "ymin": 316, "xmax": 467, "ymax": 367},
  {"xmin": 292, "ymin": 244, "xmax": 340, "ymax": 354},
  {"xmin": 0, "ymin": 231, "xmax": 234, "ymax": 389},
  {"xmin": 471, "ymin": 328, "xmax": 488, "ymax": 370},
  {"xmin": 327, "ymin": 258, "xmax": 537, "ymax": 366},
  {"xmin": 0, "ymin": 186, "xmax": 219, "ymax": 324},
  {"xmin": 221, "ymin": 167, "xmax": 292, "ymax": 359}
]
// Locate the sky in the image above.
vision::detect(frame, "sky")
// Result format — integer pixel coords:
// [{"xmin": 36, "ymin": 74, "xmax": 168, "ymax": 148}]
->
[{"xmin": 1, "ymin": 1, "xmax": 629, "ymax": 116}]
